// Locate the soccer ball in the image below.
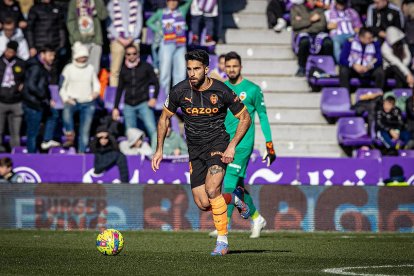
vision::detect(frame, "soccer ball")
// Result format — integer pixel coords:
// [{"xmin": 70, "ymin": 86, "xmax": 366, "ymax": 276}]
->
[{"xmin": 96, "ymin": 229, "xmax": 124, "ymax": 256}]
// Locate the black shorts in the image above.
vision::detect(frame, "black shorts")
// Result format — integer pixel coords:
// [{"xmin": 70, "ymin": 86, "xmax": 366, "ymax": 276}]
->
[{"xmin": 188, "ymin": 137, "xmax": 229, "ymax": 189}]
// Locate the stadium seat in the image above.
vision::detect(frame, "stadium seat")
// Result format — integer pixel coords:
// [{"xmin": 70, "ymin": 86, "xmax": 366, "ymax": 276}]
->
[
  {"xmin": 320, "ymin": 87, "xmax": 355, "ymax": 118},
  {"xmin": 104, "ymin": 86, "xmax": 124, "ymax": 111},
  {"xmin": 49, "ymin": 84, "xmax": 64, "ymax": 110},
  {"xmin": 155, "ymin": 86, "xmax": 167, "ymax": 110},
  {"xmin": 48, "ymin": 147, "xmax": 76, "ymax": 154},
  {"xmin": 355, "ymin": 148, "xmax": 381, "ymax": 159},
  {"xmin": 337, "ymin": 117, "xmax": 372, "ymax": 146},
  {"xmin": 398, "ymin": 150, "xmax": 414, "ymax": 157},
  {"xmin": 393, "ymin": 88, "xmax": 412, "ymax": 99},
  {"xmin": 209, "ymin": 55, "xmax": 219, "ymax": 71},
  {"xmin": 11, "ymin": 146, "xmax": 29, "ymax": 154},
  {"xmin": 355, "ymin": 88, "xmax": 383, "ymax": 102}
]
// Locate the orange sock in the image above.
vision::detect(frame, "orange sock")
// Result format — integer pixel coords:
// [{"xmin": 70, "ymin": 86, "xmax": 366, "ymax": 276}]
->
[{"xmin": 209, "ymin": 195, "xmax": 228, "ymax": 236}]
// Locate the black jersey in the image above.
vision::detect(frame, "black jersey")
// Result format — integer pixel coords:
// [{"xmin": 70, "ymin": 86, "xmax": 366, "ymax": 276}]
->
[{"xmin": 164, "ymin": 78, "xmax": 246, "ymax": 146}]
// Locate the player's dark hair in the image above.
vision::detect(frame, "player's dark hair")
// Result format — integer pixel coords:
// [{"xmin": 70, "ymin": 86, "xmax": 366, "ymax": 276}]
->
[
  {"xmin": 225, "ymin": 51, "xmax": 242, "ymax": 65},
  {"xmin": 0, "ymin": 157, "xmax": 13, "ymax": 168},
  {"xmin": 358, "ymin": 27, "xmax": 373, "ymax": 37},
  {"xmin": 38, "ymin": 45, "xmax": 56, "ymax": 53},
  {"xmin": 185, "ymin": 49, "xmax": 209, "ymax": 66}
]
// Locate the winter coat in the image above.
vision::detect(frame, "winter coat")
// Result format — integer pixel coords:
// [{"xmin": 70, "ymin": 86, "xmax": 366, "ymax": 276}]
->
[
  {"xmin": 22, "ymin": 57, "xmax": 51, "ymax": 111},
  {"xmin": 119, "ymin": 128, "xmax": 152, "ymax": 156},
  {"xmin": 366, "ymin": 3, "xmax": 404, "ymax": 37},
  {"xmin": 27, "ymin": 2, "xmax": 66, "ymax": 50},
  {"xmin": 376, "ymin": 106, "xmax": 405, "ymax": 132},
  {"xmin": 0, "ymin": 1, "xmax": 25, "ymax": 27},
  {"xmin": 291, "ymin": 4, "xmax": 327, "ymax": 34},
  {"xmin": 151, "ymin": 130, "xmax": 188, "ymax": 156},
  {"xmin": 0, "ymin": 28, "xmax": 29, "ymax": 60},
  {"xmin": 381, "ymin": 26, "xmax": 412, "ymax": 76},
  {"xmin": 0, "ymin": 55, "xmax": 25, "ymax": 104}
]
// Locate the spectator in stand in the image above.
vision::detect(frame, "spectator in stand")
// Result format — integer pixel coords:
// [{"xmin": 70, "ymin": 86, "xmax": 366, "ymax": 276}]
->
[
  {"xmin": 382, "ymin": 26, "xmax": 414, "ymax": 88},
  {"xmin": 90, "ymin": 125, "xmax": 129, "ymax": 183},
  {"xmin": 27, "ymin": 0, "xmax": 67, "ymax": 83},
  {"xmin": 107, "ymin": 0, "xmax": 143, "ymax": 87},
  {"xmin": 403, "ymin": 0, "xmax": 414, "ymax": 57},
  {"xmin": 190, "ymin": 0, "xmax": 217, "ymax": 45},
  {"xmin": 67, "ymin": 0, "xmax": 108, "ymax": 73},
  {"xmin": 151, "ymin": 123, "xmax": 188, "ymax": 156},
  {"xmin": 376, "ymin": 95, "xmax": 411, "ymax": 150},
  {"xmin": 112, "ymin": 45, "xmax": 159, "ymax": 141},
  {"xmin": 0, "ymin": 18, "xmax": 29, "ymax": 60},
  {"xmin": 147, "ymin": 0, "xmax": 191, "ymax": 96},
  {"xmin": 209, "ymin": 53, "xmax": 227, "ymax": 81},
  {"xmin": 0, "ymin": 0, "xmax": 27, "ymax": 30},
  {"xmin": 267, "ymin": 0, "xmax": 287, "ymax": 32},
  {"xmin": 406, "ymin": 91, "xmax": 414, "ymax": 149},
  {"xmin": 0, "ymin": 157, "xmax": 23, "ymax": 183},
  {"xmin": 0, "ymin": 41, "xmax": 25, "ymax": 152},
  {"xmin": 291, "ymin": 0, "xmax": 333, "ymax": 77},
  {"xmin": 119, "ymin": 128, "xmax": 152, "ymax": 156},
  {"xmin": 366, "ymin": 0, "xmax": 404, "ymax": 42},
  {"xmin": 60, "ymin": 42, "xmax": 100, "ymax": 153},
  {"xmin": 22, "ymin": 46, "xmax": 56, "ymax": 153},
  {"xmin": 325, "ymin": 0, "xmax": 362, "ymax": 63},
  {"xmin": 339, "ymin": 27, "xmax": 384, "ymax": 90}
]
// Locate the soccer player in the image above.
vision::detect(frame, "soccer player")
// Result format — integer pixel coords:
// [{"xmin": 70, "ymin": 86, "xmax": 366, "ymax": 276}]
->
[
  {"xmin": 210, "ymin": 51, "xmax": 276, "ymax": 239},
  {"xmin": 152, "ymin": 49, "xmax": 251, "ymax": 256}
]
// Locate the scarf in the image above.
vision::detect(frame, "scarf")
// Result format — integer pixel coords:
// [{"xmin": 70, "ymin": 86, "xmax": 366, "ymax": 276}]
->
[
  {"xmin": 112, "ymin": 0, "xmax": 138, "ymax": 39},
  {"xmin": 348, "ymin": 38, "xmax": 376, "ymax": 67},
  {"xmin": 76, "ymin": 0, "xmax": 96, "ymax": 17},
  {"xmin": 1, "ymin": 58, "xmax": 16, "ymax": 88},
  {"xmin": 162, "ymin": 8, "xmax": 186, "ymax": 46},
  {"xmin": 125, "ymin": 58, "xmax": 140, "ymax": 69},
  {"xmin": 197, "ymin": 0, "xmax": 217, "ymax": 13}
]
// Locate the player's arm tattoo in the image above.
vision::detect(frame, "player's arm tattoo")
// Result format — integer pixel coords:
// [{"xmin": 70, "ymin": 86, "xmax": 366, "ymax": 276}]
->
[
  {"xmin": 208, "ymin": 165, "xmax": 224, "ymax": 175},
  {"xmin": 229, "ymin": 109, "xmax": 251, "ymax": 148},
  {"xmin": 156, "ymin": 110, "xmax": 173, "ymax": 153}
]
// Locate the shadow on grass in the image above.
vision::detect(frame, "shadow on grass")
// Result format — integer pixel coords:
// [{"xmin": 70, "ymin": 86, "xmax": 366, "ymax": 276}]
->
[{"xmin": 228, "ymin": 250, "xmax": 292, "ymax": 255}]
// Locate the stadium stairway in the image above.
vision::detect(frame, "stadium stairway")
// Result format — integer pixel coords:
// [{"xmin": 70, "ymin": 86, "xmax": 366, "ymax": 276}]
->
[{"xmin": 218, "ymin": 0, "xmax": 342, "ymax": 157}]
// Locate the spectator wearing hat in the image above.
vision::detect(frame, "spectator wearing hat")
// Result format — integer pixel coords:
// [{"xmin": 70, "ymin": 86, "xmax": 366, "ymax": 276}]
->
[
  {"xmin": 106, "ymin": 0, "xmax": 143, "ymax": 87},
  {"xmin": 384, "ymin": 164, "xmax": 409, "ymax": 186},
  {"xmin": 0, "ymin": 157, "xmax": 23, "ymax": 183},
  {"xmin": 325, "ymin": 0, "xmax": 362, "ymax": 63},
  {"xmin": 90, "ymin": 125, "xmax": 129, "ymax": 183},
  {"xmin": 382, "ymin": 26, "xmax": 413, "ymax": 88},
  {"xmin": 60, "ymin": 42, "xmax": 100, "ymax": 153},
  {"xmin": 119, "ymin": 128, "xmax": 152, "ymax": 156},
  {"xmin": 0, "ymin": 18, "xmax": 29, "ymax": 60},
  {"xmin": 0, "ymin": 41, "xmax": 25, "ymax": 152}
]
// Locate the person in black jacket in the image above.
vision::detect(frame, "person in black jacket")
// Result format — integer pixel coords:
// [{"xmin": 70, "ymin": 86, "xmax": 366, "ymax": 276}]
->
[
  {"xmin": 406, "ymin": 94, "xmax": 414, "ymax": 149},
  {"xmin": 0, "ymin": 0, "xmax": 27, "ymax": 31},
  {"xmin": 376, "ymin": 95, "xmax": 411, "ymax": 150},
  {"xmin": 112, "ymin": 44, "xmax": 159, "ymax": 142},
  {"xmin": 366, "ymin": 0, "xmax": 404, "ymax": 42},
  {"xmin": 0, "ymin": 41, "xmax": 25, "ymax": 152},
  {"xmin": 90, "ymin": 125, "xmax": 129, "ymax": 183},
  {"xmin": 22, "ymin": 46, "xmax": 56, "ymax": 153}
]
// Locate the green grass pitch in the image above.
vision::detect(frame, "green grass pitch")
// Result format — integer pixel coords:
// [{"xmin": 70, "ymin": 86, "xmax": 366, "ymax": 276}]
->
[{"xmin": 1, "ymin": 230, "xmax": 413, "ymax": 275}]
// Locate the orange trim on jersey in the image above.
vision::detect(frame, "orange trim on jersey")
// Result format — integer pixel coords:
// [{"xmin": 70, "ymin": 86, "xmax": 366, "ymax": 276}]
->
[
  {"xmin": 234, "ymin": 106, "xmax": 247, "ymax": 118},
  {"xmin": 163, "ymin": 106, "xmax": 175, "ymax": 116}
]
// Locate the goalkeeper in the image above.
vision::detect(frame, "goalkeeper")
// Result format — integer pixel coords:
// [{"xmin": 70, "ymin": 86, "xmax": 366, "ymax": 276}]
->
[{"xmin": 210, "ymin": 51, "xmax": 276, "ymax": 238}]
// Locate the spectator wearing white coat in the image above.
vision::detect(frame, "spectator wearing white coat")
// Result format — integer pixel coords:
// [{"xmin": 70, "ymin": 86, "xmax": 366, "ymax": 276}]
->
[{"xmin": 0, "ymin": 18, "xmax": 29, "ymax": 60}]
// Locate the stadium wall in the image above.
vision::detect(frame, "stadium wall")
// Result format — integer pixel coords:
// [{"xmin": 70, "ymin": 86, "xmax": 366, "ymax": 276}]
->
[{"xmin": 0, "ymin": 184, "xmax": 413, "ymax": 232}]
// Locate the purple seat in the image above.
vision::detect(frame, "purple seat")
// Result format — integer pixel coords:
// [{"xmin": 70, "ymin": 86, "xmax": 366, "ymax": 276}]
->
[
  {"xmin": 49, "ymin": 84, "xmax": 63, "ymax": 110},
  {"xmin": 11, "ymin": 146, "xmax": 29, "ymax": 154},
  {"xmin": 306, "ymin": 55, "xmax": 337, "ymax": 78},
  {"xmin": 321, "ymin": 87, "xmax": 355, "ymax": 118},
  {"xmin": 209, "ymin": 55, "xmax": 219, "ymax": 71},
  {"xmin": 48, "ymin": 147, "xmax": 76, "ymax": 154},
  {"xmin": 117, "ymin": 136, "xmax": 127, "ymax": 143},
  {"xmin": 355, "ymin": 88, "xmax": 383, "ymax": 102},
  {"xmin": 337, "ymin": 117, "xmax": 372, "ymax": 146},
  {"xmin": 393, "ymin": 88, "xmax": 412, "ymax": 99},
  {"xmin": 104, "ymin": 86, "xmax": 124, "ymax": 111},
  {"xmin": 170, "ymin": 115, "xmax": 180, "ymax": 135},
  {"xmin": 155, "ymin": 86, "xmax": 167, "ymax": 110},
  {"xmin": 355, "ymin": 148, "xmax": 381, "ymax": 159},
  {"xmin": 398, "ymin": 150, "xmax": 414, "ymax": 157}
]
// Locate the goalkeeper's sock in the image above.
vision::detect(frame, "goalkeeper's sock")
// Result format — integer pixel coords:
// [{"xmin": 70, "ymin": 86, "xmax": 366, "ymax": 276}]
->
[
  {"xmin": 244, "ymin": 191, "xmax": 257, "ymax": 218},
  {"xmin": 209, "ymin": 195, "xmax": 228, "ymax": 237}
]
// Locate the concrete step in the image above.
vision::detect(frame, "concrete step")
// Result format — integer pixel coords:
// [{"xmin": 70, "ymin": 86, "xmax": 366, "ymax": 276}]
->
[
  {"xmin": 215, "ymin": 44, "xmax": 295, "ymax": 60},
  {"xmin": 243, "ymin": 60, "xmax": 297, "ymax": 76},
  {"xmin": 263, "ymin": 92, "xmax": 321, "ymax": 109},
  {"xmin": 265, "ymin": 108, "xmax": 326, "ymax": 125},
  {"xmin": 245, "ymin": 76, "xmax": 310, "ymax": 92},
  {"xmin": 223, "ymin": 13, "xmax": 268, "ymax": 29},
  {"xmin": 223, "ymin": 0, "xmax": 267, "ymax": 14},
  {"xmin": 225, "ymin": 29, "xmax": 292, "ymax": 45},
  {"xmin": 254, "ymin": 125, "xmax": 337, "ymax": 142}
]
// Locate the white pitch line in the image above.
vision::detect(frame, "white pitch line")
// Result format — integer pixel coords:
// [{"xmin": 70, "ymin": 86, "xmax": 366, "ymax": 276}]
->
[{"xmin": 323, "ymin": 264, "xmax": 414, "ymax": 276}]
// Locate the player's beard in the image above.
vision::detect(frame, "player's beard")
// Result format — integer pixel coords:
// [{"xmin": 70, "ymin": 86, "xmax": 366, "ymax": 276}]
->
[
  {"xmin": 227, "ymin": 72, "xmax": 240, "ymax": 82},
  {"xmin": 190, "ymin": 74, "xmax": 206, "ymax": 89}
]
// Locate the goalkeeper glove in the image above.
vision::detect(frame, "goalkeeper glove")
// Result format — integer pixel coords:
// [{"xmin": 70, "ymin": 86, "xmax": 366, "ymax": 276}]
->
[{"xmin": 262, "ymin": 141, "xmax": 276, "ymax": 167}]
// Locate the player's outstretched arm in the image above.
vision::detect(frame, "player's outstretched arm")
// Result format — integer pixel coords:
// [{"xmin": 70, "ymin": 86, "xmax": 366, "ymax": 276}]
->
[
  {"xmin": 222, "ymin": 109, "xmax": 251, "ymax": 164},
  {"xmin": 152, "ymin": 109, "xmax": 173, "ymax": 172}
]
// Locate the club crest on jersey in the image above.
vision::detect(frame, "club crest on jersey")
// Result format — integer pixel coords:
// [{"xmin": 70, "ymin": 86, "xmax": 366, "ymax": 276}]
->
[
  {"xmin": 210, "ymin": 94, "xmax": 218, "ymax": 105},
  {"xmin": 239, "ymin": 92, "xmax": 247, "ymax": 101}
]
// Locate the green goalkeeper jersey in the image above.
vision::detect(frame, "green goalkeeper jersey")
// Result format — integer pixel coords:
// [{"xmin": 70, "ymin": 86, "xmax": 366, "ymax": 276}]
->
[{"xmin": 224, "ymin": 78, "xmax": 272, "ymax": 150}]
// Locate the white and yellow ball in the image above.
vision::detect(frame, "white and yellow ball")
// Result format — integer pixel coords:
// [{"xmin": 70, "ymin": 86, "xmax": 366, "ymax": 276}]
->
[{"xmin": 96, "ymin": 229, "xmax": 124, "ymax": 256}]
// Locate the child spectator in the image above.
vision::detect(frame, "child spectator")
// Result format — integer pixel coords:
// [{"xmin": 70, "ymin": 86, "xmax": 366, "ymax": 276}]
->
[
  {"xmin": 190, "ymin": 0, "xmax": 218, "ymax": 45},
  {"xmin": 381, "ymin": 26, "xmax": 413, "ymax": 88},
  {"xmin": 151, "ymin": 123, "xmax": 188, "ymax": 156},
  {"xmin": 339, "ymin": 27, "xmax": 384, "ymax": 91},
  {"xmin": 325, "ymin": 0, "xmax": 362, "ymax": 63},
  {"xmin": 0, "ymin": 18, "xmax": 29, "ymax": 60},
  {"xmin": 119, "ymin": 128, "xmax": 152, "ymax": 156},
  {"xmin": 267, "ymin": 0, "xmax": 287, "ymax": 32},
  {"xmin": 0, "ymin": 157, "xmax": 22, "ymax": 183},
  {"xmin": 376, "ymin": 95, "xmax": 411, "ymax": 150}
]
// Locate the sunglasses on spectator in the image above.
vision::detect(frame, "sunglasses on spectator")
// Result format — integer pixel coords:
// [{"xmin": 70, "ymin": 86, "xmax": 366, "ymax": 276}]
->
[{"xmin": 126, "ymin": 52, "xmax": 138, "ymax": 56}]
